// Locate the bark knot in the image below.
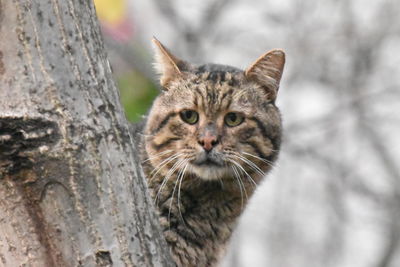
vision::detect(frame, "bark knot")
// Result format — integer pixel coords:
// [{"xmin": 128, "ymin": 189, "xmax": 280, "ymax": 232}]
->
[
  {"xmin": 96, "ymin": 250, "xmax": 113, "ymax": 267},
  {"xmin": 0, "ymin": 117, "xmax": 59, "ymax": 178}
]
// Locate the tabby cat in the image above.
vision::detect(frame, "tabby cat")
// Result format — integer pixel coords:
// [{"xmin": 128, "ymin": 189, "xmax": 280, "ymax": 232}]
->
[{"xmin": 139, "ymin": 39, "xmax": 285, "ymax": 266}]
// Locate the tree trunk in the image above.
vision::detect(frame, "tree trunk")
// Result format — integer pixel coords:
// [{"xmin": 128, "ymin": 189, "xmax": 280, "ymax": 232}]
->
[{"xmin": 0, "ymin": 1, "xmax": 174, "ymax": 266}]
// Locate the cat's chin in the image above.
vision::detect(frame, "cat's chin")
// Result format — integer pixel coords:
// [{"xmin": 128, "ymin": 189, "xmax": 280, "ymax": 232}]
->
[{"xmin": 189, "ymin": 164, "xmax": 230, "ymax": 181}]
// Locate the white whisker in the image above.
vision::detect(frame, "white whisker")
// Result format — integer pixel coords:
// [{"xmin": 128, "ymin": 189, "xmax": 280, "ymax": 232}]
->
[
  {"xmin": 142, "ymin": 149, "xmax": 173, "ymax": 163},
  {"xmin": 233, "ymin": 153, "xmax": 266, "ymax": 178},
  {"xmin": 241, "ymin": 151, "xmax": 275, "ymax": 167},
  {"xmin": 228, "ymin": 159, "xmax": 248, "ymax": 209},
  {"xmin": 218, "ymin": 177, "xmax": 225, "ymax": 190},
  {"xmin": 230, "ymin": 163, "xmax": 246, "ymax": 209},
  {"xmin": 149, "ymin": 152, "xmax": 184, "ymax": 181},
  {"xmin": 227, "ymin": 157, "xmax": 258, "ymax": 188},
  {"xmin": 168, "ymin": 159, "xmax": 187, "ymax": 220},
  {"xmin": 177, "ymin": 163, "xmax": 189, "ymax": 225},
  {"xmin": 155, "ymin": 158, "xmax": 186, "ymax": 205}
]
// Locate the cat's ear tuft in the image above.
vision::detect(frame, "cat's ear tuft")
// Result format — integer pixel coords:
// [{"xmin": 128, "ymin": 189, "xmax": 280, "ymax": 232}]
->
[
  {"xmin": 152, "ymin": 38, "xmax": 188, "ymax": 89},
  {"xmin": 245, "ymin": 49, "xmax": 285, "ymax": 99}
]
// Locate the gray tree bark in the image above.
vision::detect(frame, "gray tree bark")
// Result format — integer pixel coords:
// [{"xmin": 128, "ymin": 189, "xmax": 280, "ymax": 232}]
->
[{"xmin": 0, "ymin": 1, "xmax": 174, "ymax": 266}]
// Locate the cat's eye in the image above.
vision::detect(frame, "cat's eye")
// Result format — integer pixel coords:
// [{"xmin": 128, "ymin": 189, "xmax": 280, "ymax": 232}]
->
[
  {"xmin": 224, "ymin": 112, "xmax": 244, "ymax": 127},
  {"xmin": 180, "ymin": 110, "xmax": 199, "ymax": 125}
]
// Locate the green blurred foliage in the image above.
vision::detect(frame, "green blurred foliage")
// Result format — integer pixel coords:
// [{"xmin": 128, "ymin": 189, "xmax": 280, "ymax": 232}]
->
[{"xmin": 117, "ymin": 71, "xmax": 159, "ymax": 122}]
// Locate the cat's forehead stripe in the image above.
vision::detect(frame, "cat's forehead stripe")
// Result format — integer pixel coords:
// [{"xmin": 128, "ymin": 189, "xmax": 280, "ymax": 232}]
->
[
  {"xmin": 194, "ymin": 84, "xmax": 231, "ymax": 115},
  {"xmin": 187, "ymin": 71, "xmax": 242, "ymax": 115},
  {"xmin": 220, "ymin": 88, "xmax": 234, "ymax": 102},
  {"xmin": 199, "ymin": 71, "xmax": 240, "ymax": 87}
]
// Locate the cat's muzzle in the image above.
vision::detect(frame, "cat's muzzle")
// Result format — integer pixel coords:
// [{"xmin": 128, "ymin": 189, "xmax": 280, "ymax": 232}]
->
[
  {"xmin": 192, "ymin": 150, "xmax": 224, "ymax": 167},
  {"xmin": 190, "ymin": 151, "xmax": 229, "ymax": 180}
]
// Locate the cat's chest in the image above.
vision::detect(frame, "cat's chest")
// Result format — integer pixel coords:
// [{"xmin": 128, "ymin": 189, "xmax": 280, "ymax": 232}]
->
[
  {"xmin": 160, "ymin": 190, "xmax": 240, "ymax": 267},
  {"xmin": 158, "ymin": 182, "xmax": 243, "ymax": 236}
]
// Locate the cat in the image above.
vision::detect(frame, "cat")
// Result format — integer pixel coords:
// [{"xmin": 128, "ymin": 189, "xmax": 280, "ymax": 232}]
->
[{"xmin": 138, "ymin": 38, "xmax": 285, "ymax": 267}]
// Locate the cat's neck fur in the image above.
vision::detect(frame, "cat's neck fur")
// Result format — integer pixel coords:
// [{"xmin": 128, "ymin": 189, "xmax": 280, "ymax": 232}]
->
[{"xmin": 141, "ymin": 151, "xmax": 258, "ymax": 266}]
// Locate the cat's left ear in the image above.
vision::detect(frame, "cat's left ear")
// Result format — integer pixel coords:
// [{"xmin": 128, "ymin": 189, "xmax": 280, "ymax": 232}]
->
[
  {"xmin": 245, "ymin": 49, "xmax": 285, "ymax": 100},
  {"xmin": 152, "ymin": 38, "xmax": 189, "ymax": 89}
]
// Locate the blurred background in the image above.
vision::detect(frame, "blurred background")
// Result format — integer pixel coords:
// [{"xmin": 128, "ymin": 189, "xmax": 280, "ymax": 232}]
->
[{"xmin": 93, "ymin": 0, "xmax": 400, "ymax": 266}]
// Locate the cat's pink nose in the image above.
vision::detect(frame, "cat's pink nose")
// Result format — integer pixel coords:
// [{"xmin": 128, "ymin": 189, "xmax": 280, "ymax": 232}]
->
[{"xmin": 198, "ymin": 132, "xmax": 219, "ymax": 152}]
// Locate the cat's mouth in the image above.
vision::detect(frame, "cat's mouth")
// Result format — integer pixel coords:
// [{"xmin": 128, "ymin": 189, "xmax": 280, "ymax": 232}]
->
[
  {"xmin": 192, "ymin": 153, "xmax": 224, "ymax": 167},
  {"xmin": 193, "ymin": 158, "xmax": 223, "ymax": 167},
  {"xmin": 189, "ymin": 152, "xmax": 228, "ymax": 180}
]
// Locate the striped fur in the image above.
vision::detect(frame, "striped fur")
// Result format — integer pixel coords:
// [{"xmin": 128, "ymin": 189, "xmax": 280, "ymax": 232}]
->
[{"xmin": 140, "ymin": 39, "xmax": 285, "ymax": 267}]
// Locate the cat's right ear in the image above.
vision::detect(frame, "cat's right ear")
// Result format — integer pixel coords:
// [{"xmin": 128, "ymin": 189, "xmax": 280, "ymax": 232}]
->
[
  {"xmin": 245, "ymin": 49, "xmax": 285, "ymax": 100},
  {"xmin": 152, "ymin": 38, "xmax": 188, "ymax": 89}
]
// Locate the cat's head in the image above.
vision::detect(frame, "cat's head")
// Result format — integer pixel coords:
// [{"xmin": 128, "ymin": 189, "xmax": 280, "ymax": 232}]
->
[{"xmin": 143, "ymin": 38, "xmax": 285, "ymax": 184}]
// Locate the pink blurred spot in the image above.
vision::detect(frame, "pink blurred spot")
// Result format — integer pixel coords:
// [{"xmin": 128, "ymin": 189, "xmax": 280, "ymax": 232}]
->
[{"xmin": 101, "ymin": 18, "xmax": 134, "ymax": 43}]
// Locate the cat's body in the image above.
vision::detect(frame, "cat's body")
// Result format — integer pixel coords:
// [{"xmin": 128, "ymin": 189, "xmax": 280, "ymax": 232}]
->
[{"xmin": 137, "ymin": 39, "xmax": 285, "ymax": 266}]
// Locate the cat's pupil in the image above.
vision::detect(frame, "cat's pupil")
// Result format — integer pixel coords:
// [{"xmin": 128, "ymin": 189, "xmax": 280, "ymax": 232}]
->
[
  {"xmin": 185, "ymin": 111, "xmax": 193, "ymax": 118},
  {"xmin": 228, "ymin": 113, "xmax": 236, "ymax": 121}
]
